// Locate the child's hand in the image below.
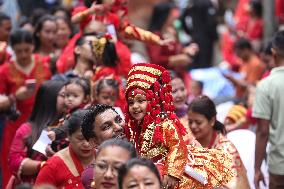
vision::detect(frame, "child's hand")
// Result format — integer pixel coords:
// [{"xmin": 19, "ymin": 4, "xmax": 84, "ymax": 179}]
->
[
  {"xmin": 45, "ymin": 145, "xmax": 55, "ymax": 158},
  {"xmin": 47, "ymin": 131, "xmax": 56, "ymax": 141},
  {"xmin": 163, "ymin": 175, "xmax": 179, "ymax": 189}
]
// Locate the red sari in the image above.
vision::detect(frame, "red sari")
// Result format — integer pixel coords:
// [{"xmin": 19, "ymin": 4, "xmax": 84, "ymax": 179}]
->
[
  {"xmin": 35, "ymin": 146, "xmax": 86, "ymax": 189},
  {"xmin": 0, "ymin": 54, "xmax": 51, "ymax": 187}
]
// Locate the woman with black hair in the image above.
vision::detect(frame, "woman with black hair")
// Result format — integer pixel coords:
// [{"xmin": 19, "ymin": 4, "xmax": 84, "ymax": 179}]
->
[
  {"xmin": 188, "ymin": 95, "xmax": 250, "ymax": 188},
  {"xmin": 35, "ymin": 109, "xmax": 94, "ymax": 188},
  {"xmin": 7, "ymin": 80, "xmax": 66, "ymax": 187},
  {"xmin": 33, "ymin": 15, "xmax": 57, "ymax": 58},
  {"xmin": 0, "ymin": 29, "xmax": 51, "ymax": 188},
  {"xmin": 92, "ymin": 139, "xmax": 138, "ymax": 189},
  {"xmin": 118, "ymin": 158, "xmax": 162, "ymax": 189}
]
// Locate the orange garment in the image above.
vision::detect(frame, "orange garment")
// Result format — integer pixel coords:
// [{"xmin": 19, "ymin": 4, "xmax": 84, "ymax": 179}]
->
[
  {"xmin": 240, "ymin": 55, "xmax": 265, "ymax": 83},
  {"xmin": 236, "ymin": 55, "xmax": 265, "ymax": 99},
  {"xmin": 209, "ymin": 132, "xmax": 250, "ymax": 189}
]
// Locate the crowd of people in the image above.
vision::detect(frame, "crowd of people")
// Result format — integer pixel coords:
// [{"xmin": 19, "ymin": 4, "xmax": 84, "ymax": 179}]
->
[{"xmin": 0, "ymin": 0, "xmax": 284, "ymax": 189}]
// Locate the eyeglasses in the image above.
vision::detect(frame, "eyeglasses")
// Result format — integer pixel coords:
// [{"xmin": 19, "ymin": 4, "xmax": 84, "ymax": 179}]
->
[{"xmin": 95, "ymin": 162, "xmax": 122, "ymax": 176}]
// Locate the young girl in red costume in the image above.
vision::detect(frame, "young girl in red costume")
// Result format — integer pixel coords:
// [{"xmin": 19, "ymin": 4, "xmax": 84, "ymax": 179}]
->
[{"xmin": 125, "ymin": 63, "xmax": 234, "ymax": 189}]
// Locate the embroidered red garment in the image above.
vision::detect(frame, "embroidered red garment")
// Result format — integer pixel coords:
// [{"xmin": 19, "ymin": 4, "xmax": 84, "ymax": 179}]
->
[
  {"xmin": 0, "ymin": 54, "xmax": 51, "ymax": 188},
  {"xmin": 35, "ymin": 146, "xmax": 85, "ymax": 189}
]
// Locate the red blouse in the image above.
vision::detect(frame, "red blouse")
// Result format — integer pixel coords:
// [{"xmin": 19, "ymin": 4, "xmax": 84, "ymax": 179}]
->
[{"xmin": 35, "ymin": 147, "xmax": 85, "ymax": 189}]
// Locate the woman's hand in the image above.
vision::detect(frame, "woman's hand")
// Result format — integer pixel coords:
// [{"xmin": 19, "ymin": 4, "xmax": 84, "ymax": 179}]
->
[
  {"xmin": 163, "ymin": 175, "xmax": 179, "ymax": 189},
  {"xmin": 15, "ymin": 86, "xmax": 36, "ymax": 101}
]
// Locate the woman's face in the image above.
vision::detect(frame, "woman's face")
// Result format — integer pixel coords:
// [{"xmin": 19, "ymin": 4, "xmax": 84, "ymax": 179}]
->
[
  {"xmin": 95, "ymin": 146, "xmax": 131, "ymax": 189},
  {"xmin": 96, "ymin": 86, "xmax": 118, "ymax": 107},
  {"xmin": 56, "ymin": 87, "xmax": 67, "ymax": 115},
  {"xmin": 188, "ymin": 110, "xmax": 214, "ymax": 143},
  {"xmin": 171, "ymin": 78, "xmax": 187, "ymax": 110},
  {"xmin": 13, "ymin": 42, "xmax": 34, "ymax": 67},
  {"xmin": 68, "ymin": 128, "xmax": 93, "ymax": 159},
  {"xmin": 37, "ymin": 20, "xmax": 57, "ymax": 49},
  {"xmin": 55, "ymin": 18, "xmax": 71, "ymax": 48},
  {"xmin": 122, "ymin": 165, "xmax": 161, "ymax": 189},
  {"xmin": 128, "ymin": 91, "xmax": 147, "ymax": 123},
  {"xmin": 76, "ymin": 36, "xmax": 97, "ymax": 64},
  {"xmin": 92, "ymin": 109, "xmax": 125, "ymax": 145}
]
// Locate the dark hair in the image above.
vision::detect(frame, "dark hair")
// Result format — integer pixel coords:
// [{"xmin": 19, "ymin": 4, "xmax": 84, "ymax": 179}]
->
[
  {"xmin": 74, "ymin": 33, "xmax": 96, "ymax": 62},
  {"xmin": 118, "ymin": 158, "xmax": 162, "ymax": 189},
  {"xmin": 149, "ymin": 2, "xmax": 175, "ymax": 31},
  {"xmin": 96, "ymin": 139, "xmax": 137, "ymax": 159},
  {"xmin": 250, "ymin": 0, "xmax": 262, "ymax": 18},
  {"xmin": 30, "ymin": 8, "xmax": 48, "ymax": 27},
  {"xmin": 234, "ymin": 38, "xmax": 252, "ymax": 51},
  {"xmin": 188, "ymin": 95, "xmax": 226, "ymax": 134},
  {"xmin": 84, "ymin": 0, "xmax": 100, "ymax": 7},
  {"xmin": 262, "ymin": 41, "xmax": 273, "ymax": 56},
  {"xmin": 102, "ymin": 38, "xmax": 118, "ymax": 67},
  {"xmin": 0, "ymin": 12, "xmax": 10, "ymax": 24},
  {"xmin": 33, "ymin": 15, "xmax": 56, "ymax": 52},
  {"xmin": 96, "ymin": 79, "xmax": 119, "ymax": 96},
  {"xmin": 29, "ymin": 80, "xmax": 66, "ymax": 146},
  {"xmin": 272, "ymin": 30, "xmax": 284, "ymax": 58},
  {"xmin": 64, "ymin": 109, "xmax": 88, "ymax": 136},
  {"xmin": 10, "ymin": 29, "xmax": 33, "ymax": 47},
  {"xmin": 66, "ymin": 77, "xmax": 91, "ymax": 97},
  {"xmin": 81, "ymin": 104, "xmax": 116, "ymax": 140},
  {"xmin": 52, "ymin": 6, "xmax": 71, "ymax": 19}
]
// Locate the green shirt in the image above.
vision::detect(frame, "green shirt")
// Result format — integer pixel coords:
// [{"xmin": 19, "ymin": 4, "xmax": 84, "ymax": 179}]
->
[{"xmin": 253, "ymin": 66, "xmax": 284, "ymax": 175}]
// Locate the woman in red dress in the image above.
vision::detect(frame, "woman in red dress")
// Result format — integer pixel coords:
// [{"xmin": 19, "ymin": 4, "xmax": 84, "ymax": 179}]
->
[
  {"xmin": 7, "ymin": 80, "xmax": 66, "ymax": 187},
  {"xmin": 35, "ymin": 109, "xmax": 95, "ymax": 188},
  {"xmin": 0, "ymin": 30, "xmax": 51, "ymax": 187}
]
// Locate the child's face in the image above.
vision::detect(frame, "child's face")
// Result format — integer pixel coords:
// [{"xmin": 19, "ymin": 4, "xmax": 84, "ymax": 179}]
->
[
  {"xmin": 96, "ymin": 86, "xmax": 118, "ymax": 107},
  {"xmin": 128, "ymin": 90, "xmax": 147, "ymax": 123},
  {"xmin": 171, "ymin": 78, "xmax": 187, "ymax": 109},
  {"xmin": 65, "ymin": 83, "xmax": 86, "ymax": 110}
]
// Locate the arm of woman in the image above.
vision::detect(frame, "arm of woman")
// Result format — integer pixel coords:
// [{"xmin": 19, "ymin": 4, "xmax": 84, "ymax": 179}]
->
[
  {"xmin": 122, "ymin": 24, "xmax": 162, "ymax": 45},
  {"xmin": 8, "ymin": 124, "xmax": 41, "ymax": 177}
]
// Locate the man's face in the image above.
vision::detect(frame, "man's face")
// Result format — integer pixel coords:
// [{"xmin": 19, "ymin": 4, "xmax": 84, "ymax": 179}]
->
[{"xmin": 0, "ymin": 19, "xmax": 12, "ymax": 42}]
